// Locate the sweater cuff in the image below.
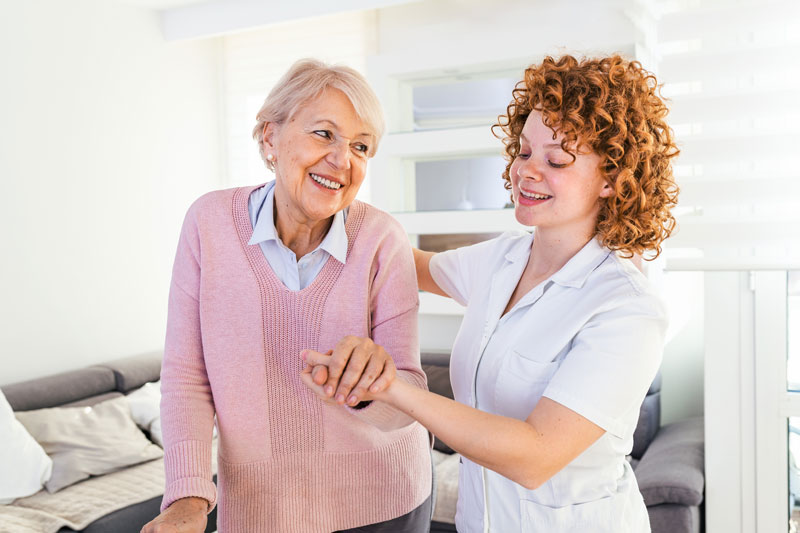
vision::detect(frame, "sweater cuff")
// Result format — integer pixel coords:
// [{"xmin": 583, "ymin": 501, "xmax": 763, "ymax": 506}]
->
[{"xmin": 162, "ymin": 440, "xmax": 217, "ymax": 512}]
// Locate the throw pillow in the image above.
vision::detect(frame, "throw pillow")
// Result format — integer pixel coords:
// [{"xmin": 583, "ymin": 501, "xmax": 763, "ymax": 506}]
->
[
  {"xmin": 126, "ymin": 380, "xmax": 163, "ymax": 446},
  {"xmin": 0, "ymin": 390, "xmax": 53, "ymax": 503},
  {"xmin": 14, "ymin": 395, "xmax": 163, "ymax": 493}
]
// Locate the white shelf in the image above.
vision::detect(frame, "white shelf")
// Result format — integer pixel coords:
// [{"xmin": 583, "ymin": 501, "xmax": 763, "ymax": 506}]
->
[
  {"xmin": 419, "ymin": 291, "xmax": 464, "ymax": 316},
  {"xmin": 393, "ymin": 209, "xmax": 527, "ymax": 235},
  {"xmin": 379, "ymin": 125, "xmax": 503, "ymax": 159}
]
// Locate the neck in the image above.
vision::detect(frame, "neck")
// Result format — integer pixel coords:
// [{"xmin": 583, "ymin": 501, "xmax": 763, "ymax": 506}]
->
[
  {"xmin": 272, "ymin": 193, "xmax": 332, "ymax": 260},
  {"xmin": 527, "ymin": 226, "xmax": 595, "ymax": 279}
]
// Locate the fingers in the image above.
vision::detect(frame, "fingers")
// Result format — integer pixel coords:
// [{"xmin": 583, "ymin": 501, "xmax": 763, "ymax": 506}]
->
[
  {"xmin": 301, "ymin": 339, "xmax": 398, "ymax": 407},
  {"xmin": 321, "ymin": 336, "xmax": 361, "ymax": 400},
  {"xmin": 299, "ymin": 365, "xmax": 336, "ymax": 405},
  {"xmin": 368, "ymin": 359, "xmax": 396, "ymax": 395},
  {"xmin": 311, "ymin": 364, "xmax": 328, "ymax": 386},
  {"xmin": 346, "ymin": 354, "xmax": 386, "ymax": 406},
  {"xmin": 333, "ymin": 342, "xmax": 374, "ymax": 404}
]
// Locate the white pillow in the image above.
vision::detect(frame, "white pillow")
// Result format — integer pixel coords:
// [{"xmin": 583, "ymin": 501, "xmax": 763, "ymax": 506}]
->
[
  {"xmin": 125, "ymin": 380, "xmax": 216, "ymax": 447},
  {"xmin": 0, "ymin": 389, "xmax": 53, "ymax": 503},
  {"xmin": 125, "ymin": 381, "xmax": 163, "ymax": 447}
]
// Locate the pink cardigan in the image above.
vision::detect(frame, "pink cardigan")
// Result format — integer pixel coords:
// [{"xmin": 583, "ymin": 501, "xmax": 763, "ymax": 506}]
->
[{"xmin": 160, "ymin": 185, "xmax": 431, "ymax": 532}]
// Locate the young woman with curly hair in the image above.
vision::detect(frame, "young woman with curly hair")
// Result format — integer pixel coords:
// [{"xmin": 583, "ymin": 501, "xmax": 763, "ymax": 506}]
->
[{"xmin": 303, "ymin": 54, "xmax": 679, "ymax": 532}]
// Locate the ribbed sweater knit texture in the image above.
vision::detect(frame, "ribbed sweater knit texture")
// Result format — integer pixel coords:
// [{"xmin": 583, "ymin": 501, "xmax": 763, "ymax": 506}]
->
[{"xmin": 160, "ymin": 185, "xmax": 431, "ymax": 532}]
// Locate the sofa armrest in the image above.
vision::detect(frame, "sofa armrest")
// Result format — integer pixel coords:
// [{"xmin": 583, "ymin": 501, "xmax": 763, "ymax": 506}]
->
[{"xmin": 635, "ymin": 416, "xmax": 704, "ymax": 507}]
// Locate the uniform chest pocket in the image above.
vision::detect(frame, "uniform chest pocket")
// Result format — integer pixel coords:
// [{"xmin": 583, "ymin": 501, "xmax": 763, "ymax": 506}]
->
[{"xmin": 494, "ymin": 350, "xmax": 559, "ymax": 421}]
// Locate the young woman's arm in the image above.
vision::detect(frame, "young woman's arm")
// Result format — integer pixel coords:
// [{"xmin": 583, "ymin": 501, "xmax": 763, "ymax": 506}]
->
[
  {"xmin": 301, "ymin": 350, "xmax": 604, "ymax": 490},
  {"xmin": 413, "ymin": 248, "xmax": 448, "ymax": 297}
]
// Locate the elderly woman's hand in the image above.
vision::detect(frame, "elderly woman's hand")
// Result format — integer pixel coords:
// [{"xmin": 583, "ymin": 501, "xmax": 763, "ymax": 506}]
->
[
  {"xmin": 140, "ymin": 497, "xmax": 207, "ymax": 533},
  {"xmin": 300, "ymin": 336, "xmax": 396, "ymax": 406}
]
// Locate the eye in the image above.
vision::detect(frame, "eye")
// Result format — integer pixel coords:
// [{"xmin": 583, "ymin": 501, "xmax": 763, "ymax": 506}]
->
[
  {"xmin": 313, "ymin": 130, "xmax": 332, "ymax": 140},
  {"xmin": 517, "ymin": 152, "xmax": 530, "ymax": 160},
  {"xmin": 354, "ymin": 143, "xmax": 370, "ymax": 154},
  {"xmin": 547, "ymin": 159, "xmax": 569, "ymax": 168}
]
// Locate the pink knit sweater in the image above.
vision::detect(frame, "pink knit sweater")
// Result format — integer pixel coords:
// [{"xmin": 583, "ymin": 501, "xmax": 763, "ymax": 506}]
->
[{"xmin": 160, "ymin": 185, "xmax": 431, "ymax": 532}]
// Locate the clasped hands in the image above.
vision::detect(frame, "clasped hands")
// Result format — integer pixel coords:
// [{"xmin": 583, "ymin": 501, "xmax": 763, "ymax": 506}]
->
[{"xmin": 300, "ymin": 336, "xmax": 395, "ymax": 407}]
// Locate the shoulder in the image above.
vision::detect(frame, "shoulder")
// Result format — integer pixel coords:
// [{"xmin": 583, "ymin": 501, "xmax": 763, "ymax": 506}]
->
[
  {"xmin": 184, "ymin": 185, "xmax": 257, "ymax": 225},
  {"xmin": 185, "ymin": 187, "xmax": 235, "ymax": 218},
  {"xmin": 588, "ymin": 253, "xmax": 668, "ymax": 322},
  {"xmin": 351, "ymin": 201, "xmax": 407, "ymax": 243},
  {"xmin": 447, "ymin": 230, "xmax": 531, "ymax": 268}
]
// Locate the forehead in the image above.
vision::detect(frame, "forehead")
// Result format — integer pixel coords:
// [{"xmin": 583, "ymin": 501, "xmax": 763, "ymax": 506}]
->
[
  {"xmin": 290, "ymin": 88, "xmax": 371, "ymax": 136},
  {"xmin": 521, "ymin": 110, "xmax": 564, "ymax": 141}
]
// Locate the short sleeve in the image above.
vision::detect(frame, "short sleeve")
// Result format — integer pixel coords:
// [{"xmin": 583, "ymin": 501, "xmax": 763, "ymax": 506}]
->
[
  {"xmin": 542, "ymin": 291, "xmax": 668, "ymax": 439},
  {"xmin": 429, "ymin": 234, "xmax": 518, "ymax": 306}
]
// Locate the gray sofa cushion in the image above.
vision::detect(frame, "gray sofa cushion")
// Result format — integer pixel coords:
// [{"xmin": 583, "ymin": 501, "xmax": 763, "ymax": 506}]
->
[
  {"xmin": 2, "ymin": 367, "xmax": 117, "ymax": 412},
  {"xmin": 422, "ymin": 354, "xmax": 456, "ymax": 454},
  {"xmin": 98, "ymin": 352, "xmax": 162, "ymax": 393},
  {"xmin": 647, "ymin": 503, "xmax": 701, "ymax": 533},
  {"xmin": 635, "ymin": 417, "xmax": 704, "ymax": 506},
  {"xmin": 631, "ymin": 390, "xmax": 661, "ymax": 460}
]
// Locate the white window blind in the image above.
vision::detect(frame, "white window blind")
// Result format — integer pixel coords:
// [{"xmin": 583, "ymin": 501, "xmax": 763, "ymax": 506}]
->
[
  {"xmin": 222, "ymin": 10, "xmax": 377, "ymax": 187},
  {"xmin": 654, "ymin": 0, "xmax": 800, "ymax": 269}
]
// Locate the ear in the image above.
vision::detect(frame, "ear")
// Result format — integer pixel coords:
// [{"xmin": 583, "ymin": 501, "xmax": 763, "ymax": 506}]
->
[
  {"xmin": 261, "ymin": 122, "xmax": 279, "ymax": 152},
  {"xmin": 599, "ymin": 181, "xmax": 614, "ymax": 199}
]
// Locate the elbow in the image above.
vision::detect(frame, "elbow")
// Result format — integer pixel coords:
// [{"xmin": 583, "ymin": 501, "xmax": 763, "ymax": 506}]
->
[
  {"xmin": 518, "ymin": 477, "xmax": 544, "ymax": 491},
  {"xmin": 514, "ymin": 468, "xmax": 549, "ymax": 491}
]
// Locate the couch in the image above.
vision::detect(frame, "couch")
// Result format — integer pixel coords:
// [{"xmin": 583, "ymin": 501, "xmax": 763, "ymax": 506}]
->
[
  {"xmin": 0, "ymin": 353, "xmax": 217, "ymax": 533},
  {"xmin": 420, "ymin": 351, "xmax": 705, "ymax": 533}
]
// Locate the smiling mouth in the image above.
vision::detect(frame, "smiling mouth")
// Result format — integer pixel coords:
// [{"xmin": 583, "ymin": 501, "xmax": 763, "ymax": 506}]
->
[
  {"xmin": 310, "ymin": 173, "xmax": 342, "ymax": 190},
  {"xmin": 519, "ymin": 190, "xmax": 552, "ymax": 200}
]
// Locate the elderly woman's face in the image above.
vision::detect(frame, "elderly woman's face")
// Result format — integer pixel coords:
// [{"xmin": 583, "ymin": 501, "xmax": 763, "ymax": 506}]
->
[{"xmin": 265, "ymin": 88, "xmax": 373, "ymax": 225}]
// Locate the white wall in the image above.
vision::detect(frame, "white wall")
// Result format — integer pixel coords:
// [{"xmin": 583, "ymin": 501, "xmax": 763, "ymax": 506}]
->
[{"xmin": 0, "ymin": 0, "xmax": 224, "ymax": 385}]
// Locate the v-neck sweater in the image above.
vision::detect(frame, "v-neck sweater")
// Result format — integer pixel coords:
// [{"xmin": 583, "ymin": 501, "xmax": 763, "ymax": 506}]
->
[{"xmin": 160, "ymin": 185, "xmax": 431, "ymax": 532}]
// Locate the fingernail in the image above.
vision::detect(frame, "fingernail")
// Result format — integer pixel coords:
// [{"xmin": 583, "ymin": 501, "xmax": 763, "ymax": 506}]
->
[
  {"xmin": 370, "ymin": 385, "xmax": 379, "ymax": 393},
  {"xmin": 347, "ymin": 395, "xmax": 357, "ymax": 405},
  {"xmin": 300, "ymin": 350, "xmax": 307, "ymax": 360},
  {"xmin": 325, "ymin": 386, "xmax": 334, "ymax": 396},
  {"xmin": 335, "ymin": 394, "xmax": 345, "ymax": 404}
]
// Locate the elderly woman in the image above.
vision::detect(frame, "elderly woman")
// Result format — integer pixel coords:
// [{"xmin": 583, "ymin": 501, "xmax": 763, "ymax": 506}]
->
[
  {"xmin": 305, "ymin": 54, "xmax": 680, "ymax": 532},
  {"xmin": 142, "ymin": 59, "xmax": 431, "ymax": 533}
]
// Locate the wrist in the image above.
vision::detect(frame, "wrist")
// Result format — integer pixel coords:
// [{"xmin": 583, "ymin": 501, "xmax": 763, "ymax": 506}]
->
[{"xmin": 174, "ymin": 496, "xmax": 209, "ymax": 512}]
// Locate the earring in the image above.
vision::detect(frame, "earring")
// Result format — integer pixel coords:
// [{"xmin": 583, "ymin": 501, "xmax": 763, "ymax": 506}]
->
[{"xmin": 267, "ymin": 153, "xmax": 275, "ymax": 162}]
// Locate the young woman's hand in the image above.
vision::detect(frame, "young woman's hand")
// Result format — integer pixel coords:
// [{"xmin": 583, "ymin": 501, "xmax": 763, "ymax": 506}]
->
[
  {"xmin": 140, "ymin": 497, "xmax": 208, "ymax": 533},
  {"xmin": 300, "ymin": 336, "xmax": 396, "ymax": 406}
]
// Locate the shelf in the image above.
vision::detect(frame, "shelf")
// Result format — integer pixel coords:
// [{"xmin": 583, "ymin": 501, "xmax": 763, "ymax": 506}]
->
[
  {"xmin": 379, "ymin": 125, "xmax": 503, "ymax": 159},
  {"xmin": 393, "ymin": 208, "xmax": 527, "ymax": 235}
]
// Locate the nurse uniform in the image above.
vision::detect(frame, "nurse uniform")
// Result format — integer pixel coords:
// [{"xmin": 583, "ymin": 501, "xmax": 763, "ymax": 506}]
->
[{"xmin": 429, "ymin": 231, "xmax": 668, "ymax": 533}]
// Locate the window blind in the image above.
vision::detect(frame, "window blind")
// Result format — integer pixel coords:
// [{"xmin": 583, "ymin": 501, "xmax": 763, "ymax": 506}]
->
[{"xmin": 653, "ymin": 0, "xmax": 800, "ymax": 269}]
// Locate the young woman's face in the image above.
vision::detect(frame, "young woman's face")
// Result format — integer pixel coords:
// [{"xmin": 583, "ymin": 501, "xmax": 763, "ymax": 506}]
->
[
  {"xmin": 264, "ymin": 88, "xmax": 374, "ymax": 226},
  {"xmin": 509, "ymin": 111, "xmax": 612, "ymax": 235}
]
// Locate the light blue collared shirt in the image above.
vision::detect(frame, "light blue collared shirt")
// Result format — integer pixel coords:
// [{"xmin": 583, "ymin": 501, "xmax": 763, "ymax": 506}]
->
[{"xmin": 247, "ymin": 181, "xmax": 348, "ymax": 291}]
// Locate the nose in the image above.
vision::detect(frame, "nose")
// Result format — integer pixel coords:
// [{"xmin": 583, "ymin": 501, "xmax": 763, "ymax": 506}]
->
[
  {"xmin": 517, "ymin": 156, "xmax": 543, "ymax": 182},
  {"xmin": 327, "ymin": 142, "xmax": 351, "ymax": 171}
]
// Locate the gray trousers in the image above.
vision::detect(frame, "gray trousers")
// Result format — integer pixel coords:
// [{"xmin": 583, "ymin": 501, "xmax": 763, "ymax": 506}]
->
[{"xmin": 334, "ymin": 494, "xmax": 432, "ymax": 533}]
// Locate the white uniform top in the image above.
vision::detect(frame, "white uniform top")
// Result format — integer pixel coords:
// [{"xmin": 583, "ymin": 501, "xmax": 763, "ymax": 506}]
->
[{"xmin": 429, "ymin": 231, "xmax": 667, "ymax": 533}]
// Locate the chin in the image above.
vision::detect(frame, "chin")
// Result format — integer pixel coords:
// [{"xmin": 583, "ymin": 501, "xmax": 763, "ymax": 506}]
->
[{"xmin": 514, "ymin": 208, "xmax": 537, "ymax": 228}]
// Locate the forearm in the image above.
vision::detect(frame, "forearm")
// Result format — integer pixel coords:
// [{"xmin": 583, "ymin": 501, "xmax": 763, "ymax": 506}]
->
[
  {"xmin": 379, "ymin": 380, "xmax": 544, "ymax": 488},
  {"xmin": 347, "ymin": 368, "xmax": 426, "ymax": 431}
]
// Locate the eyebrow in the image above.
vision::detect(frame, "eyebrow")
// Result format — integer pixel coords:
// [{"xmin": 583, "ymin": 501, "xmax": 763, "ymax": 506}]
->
[
  {"xmin": 520, "ymin": 133, "xmax": 566, "ymax": 150},
  {"xmin": 312, "ymin": 119, "xmax": 372, "ymax": 139}
]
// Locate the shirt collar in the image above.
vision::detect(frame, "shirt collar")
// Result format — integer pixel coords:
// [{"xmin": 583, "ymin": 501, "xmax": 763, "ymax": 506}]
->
[
  {"xmin": 247, "ymin": 181, "xmax": 348, "ymax": 265},
  {"xmin": 504, "ymin": 231, "xmax": 611, "ymax": 289}
]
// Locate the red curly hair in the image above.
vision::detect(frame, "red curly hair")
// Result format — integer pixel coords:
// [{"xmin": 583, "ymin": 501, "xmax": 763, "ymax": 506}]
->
[{"xmin": 493, "ymin": 55, "xmax": 680, "ymax": 258}]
